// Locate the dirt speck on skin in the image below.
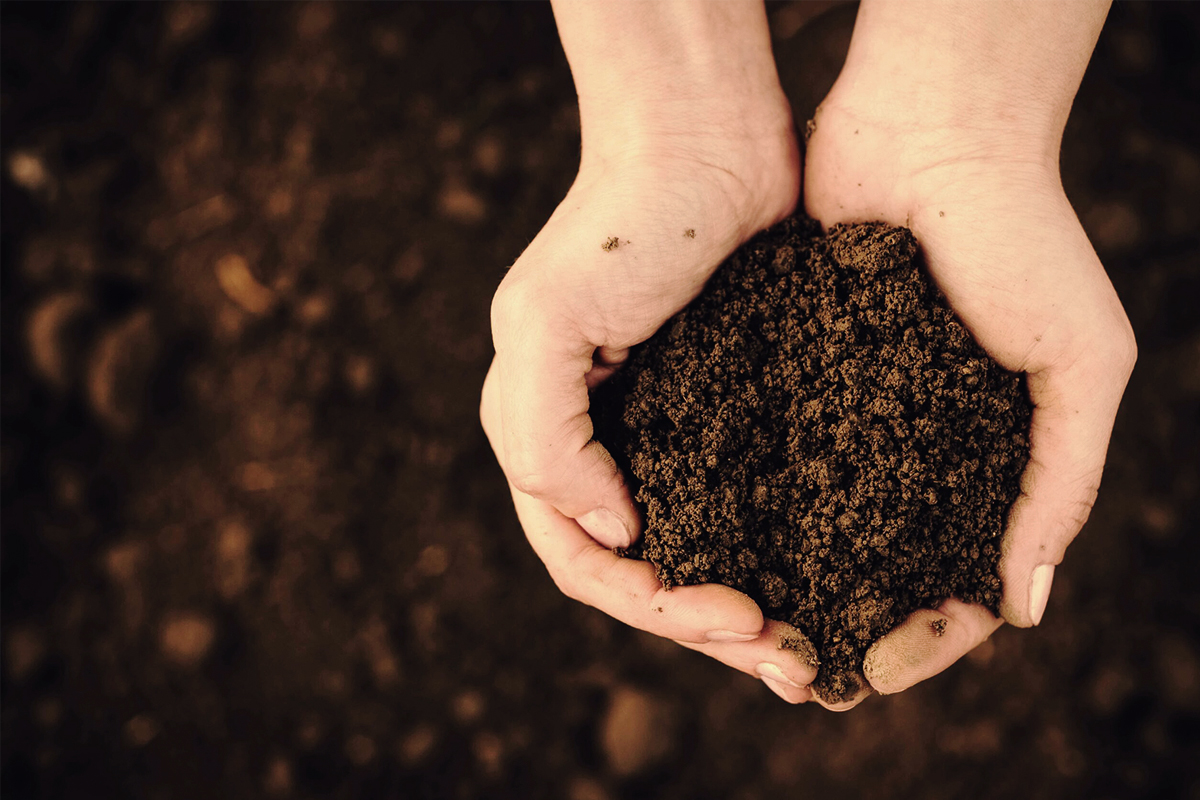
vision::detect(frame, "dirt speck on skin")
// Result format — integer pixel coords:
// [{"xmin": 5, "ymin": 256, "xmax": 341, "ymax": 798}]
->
[
  {"xmin": 780, "ymin": 631, "xmax": 820, "ymax": 670},
  {"xmin": 593, "ymin": 216, "xmax": 1033, "ymax": 704},
  {"xmin": 601, "ymin": 236, "xmax": 620, "ymax": 252},
  {"xmin": 685, "ymin": 228, "xmax": 696, "ymax": 239},
  {"xmin": 932, "ymin": 618, "xmax": 948, "ymax": 637}
]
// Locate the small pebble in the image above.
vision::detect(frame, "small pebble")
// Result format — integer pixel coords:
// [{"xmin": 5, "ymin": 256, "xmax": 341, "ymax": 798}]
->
[
  {"xmin": 263, "ymin": 756, "xmax": 292, "ymax": 795},
  {"xmin": 125, "ymin": 714, "xmax": 160, "ymax": 747},
  {"xmin": 568, "ymin": 777, "xmax": 612, "ymax": 800},
  {"xmin": 415, "ymin": 545, "xmax": 449, "ymax": 578},
  {"xmin": 398, "ymin": 725, "xmax": 437, "ymax": 765},
  {"xmin": 5, "ymin": 626, "xmax": 46, "ymax": 682},
  {"xmin": 86, "ymin": 311, "xmax": 158, "ymax": 434},
  {"xmin": 345, "ymin": 734, "xmax": 377, "ymax": 766},
  {"xmin": 344, "ymin": 355, "xmax": 375, "ymax": 394},
  {"xmin": 159, "ymin": 611, "xmax": 216, "ymax": 667},
  {"xmin": 453, "ymin": 689, "xmax": 485, "ymax": 724},
  {"xmin": 437, "ymin": 182, "xmax": 486, "ymax": 224},
  {"xmin": 26, "ymin": 292, "xmax": 92, "ymax": 389},
  {"xmin": 472, "ymin": 135, "xmax": 504, "ymax": 175},
  {"xmin": 599, "ymin": 686, "xmax": 675, "ymax": 777},
  {"xmin": 473, "ymin": 732, "xmax": 504, "ymax": 777},
  {"xmin": 216, "ymin": 519, "xmax": 253, "ymax": 599},
  {"xmin": 216, "ymin": 254, "xmax": 275, "ymax": 315},
  {"xmin": 237, "ymin": 461, "xmax": 276, "ymax": 492},
  {"xmin": 7, "ymin": 151, "xmax": 51, "ymax": 193}
]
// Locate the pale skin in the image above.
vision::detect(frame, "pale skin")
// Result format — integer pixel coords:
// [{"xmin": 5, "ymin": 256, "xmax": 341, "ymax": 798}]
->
[{"xmin": 480, "ymin": 0, "xmax": 1136, "ymax": 708}]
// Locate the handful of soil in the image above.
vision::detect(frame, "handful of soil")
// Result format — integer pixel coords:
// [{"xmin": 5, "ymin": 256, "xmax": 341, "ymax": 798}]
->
[{"xmin": 592, "ymin": 217, "xmax": 1033, "ymax": 703}]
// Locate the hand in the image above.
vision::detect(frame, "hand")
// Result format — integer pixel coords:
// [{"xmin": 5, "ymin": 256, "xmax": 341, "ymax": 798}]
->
[
  {"xmin": 481, "ymin": 0, "xmax": 824, "ymax": 703},
  {"xmin": 803, "ymin": 71, "xmax": 1136, "ymax": 701}
]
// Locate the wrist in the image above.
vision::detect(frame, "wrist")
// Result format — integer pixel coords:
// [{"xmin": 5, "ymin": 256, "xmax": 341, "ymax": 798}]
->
[
  {"xmin": 576, "ymin": 83, "xmax": 796, "ymax": 167},
  {"xmin": 571, "ymin": 101, "xmax": 800, "ymax": 247},
  {"xmin": 813, "ymin": 87, "xmax": 1063, "ymax": 179},
  {"xmin": 821, "ymin": 0, "xmax": 1110, "ymax": 168},
  {"xmin": 553, "ymin": 0, "xmax": 795, "ymax": 171}
]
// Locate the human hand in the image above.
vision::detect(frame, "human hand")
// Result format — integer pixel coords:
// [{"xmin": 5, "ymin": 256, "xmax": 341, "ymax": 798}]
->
[
  {"xmin": 481, "ymin": 0, "xmax": 822, "ymax": 703},
  {"xmin": 802, "ymin": 0, "xmax": 1135, "ymax": 704}
]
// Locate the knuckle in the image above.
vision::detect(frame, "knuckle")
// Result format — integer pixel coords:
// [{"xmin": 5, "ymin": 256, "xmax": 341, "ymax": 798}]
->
[
  {"xmin": 1051, "ymin": 501, "xmax": 1094, "ymax": 553},
  {"xmin": 478, "ymin": 385, "xmax": 492, "ymax": 432},
  {"xmin": 1116, "ymin": 325, "xmax": 1138, "ymax": 376},
  {"xmin": 549, "ymin": 567, "xmax": 583, "ymax": 603},
  {"xmin": 490, "ymin": 276, "xmax": 541, "ymax": 343},
  {"xmin": 507, "ymin": 462, "xmax": 554, "ymax": 498},
  {"xmin": 478, "ymin": 372, "xmax": 501, "ymax": 444},
  {"xmin": 506, "ymin": 440, "xmax": 578, "ymax": 500},
  {"xmin": 1096, "ymin": 311, "xmax": 1138, "ymax": 379}
]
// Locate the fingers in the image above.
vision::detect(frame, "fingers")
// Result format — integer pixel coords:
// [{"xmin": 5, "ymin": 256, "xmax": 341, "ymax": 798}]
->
[
  {"xmin": 509, "ymin": 481, "xmax": 764, "ymax": 645},
  {"xmin": 584, "ymin": 346, "xmax": 630, "ymax": 390},
  {"xmin": 677, "ymin": 620, "xmax": 819, "ymax": 704},
  {"xmin": 482, "ymin": 352, "xmax": 643, "ymax": 554},
  {"xmin": 862, "ymin": 598, "xmax": 1003, "ymax": 695},
  {"xmin": 761, "ymin": 676, "xmax": 810, "ymax": 705},
  {"xmin": 488, "ymin": 276, "xmax": 642, "ymax": 549},
  {"xmin": 999, "ymin": 320, "xmax": 1137, "ymax": 627}
]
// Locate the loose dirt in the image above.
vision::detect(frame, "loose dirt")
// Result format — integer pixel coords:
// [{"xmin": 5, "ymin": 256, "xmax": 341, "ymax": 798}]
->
[{"xmin": 593, "ymin": 217, "xmax": 1033, "ymax": 702}]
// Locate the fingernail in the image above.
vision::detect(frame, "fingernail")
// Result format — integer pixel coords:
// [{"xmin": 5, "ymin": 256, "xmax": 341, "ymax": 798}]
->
[
  {"xmin": 578, "ymin": 508, "xmax": 633, "ymax": 549},
  {"xmin": 817, "ymin": 697, "xmax": 865, "ymax": 712},
  {"xmin": 706, "ymin": 629, "xmax": 758, "ymax": 643},
  {"xmin": 761, "ymin": 676, "xmax": 802, "ymax": 704},
  {"xmin": 1029, "ymin": 564, "xmax": 1055, "ymax": 626},
  {"xmin": 756, "ymin": 662, "xmax": 802, "ymax": 688}
]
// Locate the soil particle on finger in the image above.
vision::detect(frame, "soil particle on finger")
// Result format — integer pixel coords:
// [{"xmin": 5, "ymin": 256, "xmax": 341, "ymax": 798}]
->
[
  {"xmin": 779, "ymin": 631, "xmax": 820, "ymax": 670},
  {"xmin": 592, "ymin": 216, "xmax": 1032, "ymax": 703},
  {"xmin": 601, "ymin": 237, "xmax": 621, "ymax": 252}
]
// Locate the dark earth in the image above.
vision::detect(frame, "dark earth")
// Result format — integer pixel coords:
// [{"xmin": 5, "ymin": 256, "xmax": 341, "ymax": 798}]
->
[
  {"xmin": 594, "ymin": 218, "xmax": 1031, "ymax": 703},
  {"xmin": 3, "ymin": 3, "xmax": 1199, "ymax": 799}
]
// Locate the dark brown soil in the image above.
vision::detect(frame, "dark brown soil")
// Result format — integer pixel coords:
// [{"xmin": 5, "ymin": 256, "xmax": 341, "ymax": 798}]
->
[{"xmin": 594, "ymin": 218, "xmax": 1032, "ymax": 702}]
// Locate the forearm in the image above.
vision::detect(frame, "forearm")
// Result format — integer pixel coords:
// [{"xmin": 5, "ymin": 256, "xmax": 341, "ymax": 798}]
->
[
  {"xmin": 550, "ymin": 0, "xmax": 790, "ymax": 162},
  {"xmin": 832, "ymin": 0, "xmax": 1110, "ymax": 157}
]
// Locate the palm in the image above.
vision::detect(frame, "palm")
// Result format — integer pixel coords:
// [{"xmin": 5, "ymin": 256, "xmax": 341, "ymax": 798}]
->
[
  {"xmin": 806, "ymin": 142, "xmax": 1116, "ymax": 378},
  {"xmin": 514, "ymin": 153, "xmax": 799, "ymax": 360},
  {"xmin": 801, "ymin": 101, "xmax": 1135, "ymax": 691},
  {"xmin": 482, "ymin": 136, "xmax": 825, "ymax": 705}
]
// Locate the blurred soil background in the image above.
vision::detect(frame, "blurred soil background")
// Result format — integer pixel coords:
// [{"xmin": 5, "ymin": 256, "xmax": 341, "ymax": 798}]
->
[{"xmin": 2, "ymin": 3, "xmax": 1198, "ymax": 799}]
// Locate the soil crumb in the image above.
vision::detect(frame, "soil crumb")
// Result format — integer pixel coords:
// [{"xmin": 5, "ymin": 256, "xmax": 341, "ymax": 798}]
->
[
  {"xmin": 932, "ymin": 618, "xmax": 948, "ymax": 637},
  {"xmin": 685, "ymin": 229, "xmax": 696, "ymax": 239},
  {"xmin": 780, "ymin": 631, "xmax": 820, "ymax": 670},
  {"xmin": 602, "ymin": 236, "xmax": 621, "ymax": 252},
  {"xmin": 593, "ymin": 216, "xmax": 1032, "ymax": 703}
]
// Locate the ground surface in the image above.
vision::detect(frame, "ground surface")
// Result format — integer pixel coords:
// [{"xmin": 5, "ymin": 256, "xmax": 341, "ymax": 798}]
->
[{"xmin": 2, "ymin": 3, "xmax": 1198, "ymax": 799}]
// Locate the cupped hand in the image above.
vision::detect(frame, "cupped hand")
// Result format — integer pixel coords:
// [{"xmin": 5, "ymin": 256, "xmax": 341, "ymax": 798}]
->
[
  {"xmin": 481, "ymin": 112, "xmax": 825, "ymax": 700},
  {"xmin": 803, "ymin": 94, "xmax": 1137, "ymax": 701}
]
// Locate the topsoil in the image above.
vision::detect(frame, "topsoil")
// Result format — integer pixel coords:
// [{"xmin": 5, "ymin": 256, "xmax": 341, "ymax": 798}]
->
[{"xmin": 594, "ymin": 217, "xmax": 1033, "ymax": 702}]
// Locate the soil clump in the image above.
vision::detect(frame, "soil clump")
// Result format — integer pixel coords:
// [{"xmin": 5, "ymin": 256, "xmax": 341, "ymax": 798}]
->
[{"xmin": 593, "ymin": 217, "xmax": 1033, "ymax": 702}]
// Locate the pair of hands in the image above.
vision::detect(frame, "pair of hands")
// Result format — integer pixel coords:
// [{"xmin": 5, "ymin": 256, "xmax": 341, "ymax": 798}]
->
[{"xmin": 480, "ymin": 0, "xmax": 1135, "ymax": 708}]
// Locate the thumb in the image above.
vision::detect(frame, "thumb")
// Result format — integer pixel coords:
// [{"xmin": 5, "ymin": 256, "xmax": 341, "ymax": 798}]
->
[
  {"xmin": 999, "ymin": 331, "xmax": 1135, "ymax": 626},
  {"xmin": 487, "ymin": 276, "xmax": 640, "ymax": 548}
]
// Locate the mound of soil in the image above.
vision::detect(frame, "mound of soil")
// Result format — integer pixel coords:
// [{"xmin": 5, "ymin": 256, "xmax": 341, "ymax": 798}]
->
[{"xmin": 593, "ymin": 217, "xmax": 1033, "ymax": 702}]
